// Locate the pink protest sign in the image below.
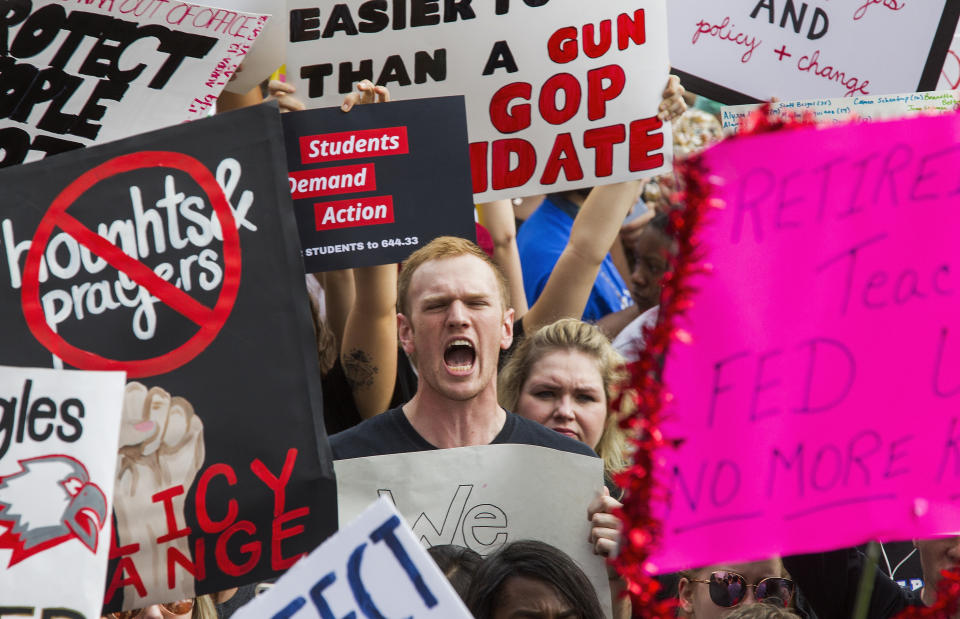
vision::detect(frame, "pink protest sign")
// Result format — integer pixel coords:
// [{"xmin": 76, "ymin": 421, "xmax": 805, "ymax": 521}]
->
[{"xmin": 654, "ymin": 111, "xmax": 960, "ymax": 572}]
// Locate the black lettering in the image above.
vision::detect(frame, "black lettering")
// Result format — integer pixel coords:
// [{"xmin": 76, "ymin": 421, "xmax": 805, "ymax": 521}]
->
[
  {"xmin": 413, "ymin": 49, "xmax": 446, "ymax": 83},
  {"xmin": 863, "ymin": 271, "xmax": 888, "ymax": 309},
  {"xmin": 775, "ymin": 168, "xmax": 805, "ymax": 229},
  {"xmin": 357, "ymin": 0, "xmax": 389, "ymax": 32},
  {"xmin": 894, "ymin": 269, "xmax": 924, "ymax": 304},
  {"xmin": 0, "ymin": 126, "xmax": 30, "ymax": 167},
  {"xmin": 338, "ymin": 59, "xmax": 373, "ymax": 94},
  {"xmin": 0, "ymin": 393, "xmax": 15, "ymax": 460},
  {"xmin": 0, "ymin": 55, "xmax": 33, "ymax": 118},
  {"xmin": 768, "ymin": 444, "xmax": 804, "ymax": 499},
  {"xmin": 749, "ymin": 348, "xmax": 783, "ymax": 423},
  {"xmin": 73, "ymin": 78, "xmax": 128, "ymax": 140},
  {"xmin": 795, "ymin": 337, "xmax": 856, "ymax": 414},
  {"xmin": 670, "ymin": 462, "xmax": 707, "ymax": 512},
  {"xmin": 42, "ymin": 608, "xmax": 84, "ymax": 619},
  {"xmin": 936, "ymin": 417, "xmax": 960, "ymax": 481},
  {"xmin": 732, "ymin": 168, "xmax": 775, "ymax": 243},
  {"xmin": 813, "ymin": 156, "xmax": 846, "ymax": 221},
  {"xmin": 750, "ymin": 0, "xmax": 775, "ymax": 22},
  {"xmin": 807, "ymin": 7, "xmax": 828, "ymax": 39},
  {"xmin": 710, "ymin": 460, "xmax": 740, "ymax": 507},
  {"xmin": 15, "ymin": 379, "xmax": 30, "ymax": 444},
  {"xmin": 495, "ymin": 0, "xmax": 509, "ymax": 14},
  {"xmin": 910, "ymin": 144, "xmax": 960, "ymax": 202},
  {"xmin": 322, "ymin": 4, "xmax": 359, "ymax": 37},
  {"xmin": 838, "ymin": 152, "xmax": 878, "ymax": 218},
  {"xmin": 57, "ymin": 397, "xmax": 84, "ymax": 442},
  {"xmin": 933, "ymin": 327, "xmax": 960, "ymax": 398},
  {"xmin": 33, "ymin": 70, "xmax": 84, "ymax": 135},
  {"xmin": 393, "ymin": 0, "xmax": 405, "ymax": 29},
  {"xmin": 300, "ymin": 63, "xmax": 334, "ymax": 98},
  {"xmin": 444, "ymin": 0, "xmax": 475, "ymax": 21},
  {"xmin": 843, "ymin": 430, "xmax": 882, "ymax": 487},
  {"xmin": 872, "ymin": 143, "xmax": 912, "ymax": 206},
  {"xmin": 811, "ymin": 444, "xmax": 842, "ymax": 491},
  {"xmin": 815, "ymin": 233, "xmax": 886, "ymax": 315},
  {"xmin": 10, "ymin": 4, "xmax": 63, "ymax": 58},
  {"xmin": 27, "ymin": 396, "xmax": 56, "ymax": 441},
  {"xmin": 934, "ymin": 264, "xmax": 954, "ymax": 295},
  {"xmin": 377, "ymin": 54, "xmax": 411, "ymax": 87},
  {"xmin": 707, "ymin": 351, "xmax": 750, "ymax": 428},
  {"xmin": 884, "ymin": 435, "xmax": 913, "ymax": 479},
  {"xmin": 780, "ymin": 0, "xmax": 807, "ymax": 32},
  {"xmin": 290, "ymin": 8, "xmax": 320, "ymax": 41},
  {"xmin": 146, "ymin": 28, "xmax": 217, "ymax": 89},
  {"xmin": 482, "ymin": 40, "xmax": 518, "ymax": 75},
  {"xmin": 410, "ymin": 0, "xmax": 440, "ymax": 26},
  {"xmin": 0, "ymin": 0, "xmax": 31, "ymax": 55},
  {"xmin": 0, "ymin": 608, "xmax": 33, "ymax": 616}
]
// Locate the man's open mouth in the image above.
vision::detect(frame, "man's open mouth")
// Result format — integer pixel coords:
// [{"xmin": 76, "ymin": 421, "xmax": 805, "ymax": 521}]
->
[{"xmin": 444, "ymin": 339, "xmax": 476, "ymax": 375}]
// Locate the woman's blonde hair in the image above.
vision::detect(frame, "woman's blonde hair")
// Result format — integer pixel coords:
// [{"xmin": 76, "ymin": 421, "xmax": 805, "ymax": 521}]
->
[
  {"xmin": 499, "ymin": 318, "xmax": 629, "ymax": 476},
  {"xmin": 193, "ymin": 595, "xmax": 217, "ymax": 619}
]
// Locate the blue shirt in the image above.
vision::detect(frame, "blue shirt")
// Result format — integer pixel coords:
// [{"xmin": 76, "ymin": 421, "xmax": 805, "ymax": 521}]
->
[{"xmin": 517, "ymin": 195, "xmax": 633, "ymax": 321}]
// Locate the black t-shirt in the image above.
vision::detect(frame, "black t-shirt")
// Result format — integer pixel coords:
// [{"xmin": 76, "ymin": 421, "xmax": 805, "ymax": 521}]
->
[
  {"xmin": 783, "ymin": 548, "xmax": 924, "ymax": 619},
  {"xmin": 330, "ymin": 406, "xmax": 598, "ymax": 460}
]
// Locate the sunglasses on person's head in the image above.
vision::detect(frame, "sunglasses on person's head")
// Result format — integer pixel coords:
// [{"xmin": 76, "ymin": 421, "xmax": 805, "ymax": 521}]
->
[
  {"xmin": 691, "ymin": 571, "xmax": 795, "ymax": 607},
  {"xmin": 109, "ymin": 599, "xmax": 194, "ymax": 618}
]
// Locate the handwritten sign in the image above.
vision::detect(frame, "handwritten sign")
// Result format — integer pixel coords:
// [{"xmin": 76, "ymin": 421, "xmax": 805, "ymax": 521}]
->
[
  {"xmin": 233, "ymin": 498, "xmax": 471, "ymax": 619},
  {"xmin": 282, "ymin": 96, "xmax": 476, "ymax": 271},
  {"xmin": 286, "ymin": 0, "xmax": 672, "ymax": 202},
  {"xmin": 0, "ymin": 104, "xmax": 337, "ymax": 610},
  {"xmin": 721, "ymin": 90, "xmax": 960, "ymax": 133},
  {"xmin": 0, "ymin": 365, "xmax": 125, "ymax": 619},
  {"xmin": 937, "ymin": 20, "xmax": 960, "ymax": 90},
  {"xmin": 654, "ymin": 111, "xmax": 960, "ymax": 572},
  {"xmin": 335, "ymin": 444, "xmax": 612, "ymax": 616},
  {"xmin": 220, "ymin": 0, "xmax": 285, "ymax": 93},
  {"xmin": 0, "ymin": 0, "xmax": 269, "ymax": 167},
  {"xmin": 667, "ymin": 0, "xmax": 960, "ymax": 103}
]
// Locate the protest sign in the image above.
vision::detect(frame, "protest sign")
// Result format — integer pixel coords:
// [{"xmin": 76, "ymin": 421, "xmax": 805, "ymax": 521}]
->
[
  {"xmin": 721, "ymin": 90, "xmax": 960, "ymax": 133},
  {"xmin": 0, "ymin": 365, "xmax": 125, "ymax": 619},
  {"xmin": 667, "ymin": 0, "xmax": 960, "ymax": 104},
  {"xmin": 281, "ymin": 96, "xmax": 475, "ymax": 271},
  {"xmin": 286, "ymin": 0, "xmax": 673, "ymax": 202},
  {"xmin": 335, "ymin": 444, "xmax": 612, "ymax": 616},
  {"xmin": 233, "ymin": 497, "xmax": 472, "ymax": 619},
  {"xmin": 0, "ymin": 0, "xmax": 269, "ymax": 168},
  {"xmin": 0, "ymin": 103, "xmax": 337, "ymax": 609},
  {"xmin": 651, "ymin": 111, "xmax": 960, "ymax": 572},
  {"xmin": 219, "ymin": 0, "xmax": 285, "ymax": 94},
  {"xmin": 938, "ymin": 18, "xmax": 960, "ymax": 90}
]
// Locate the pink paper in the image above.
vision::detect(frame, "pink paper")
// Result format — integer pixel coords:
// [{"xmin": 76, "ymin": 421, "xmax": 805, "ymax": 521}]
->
[{"xmin": 654, "ymin": 112, "xmax": 960, "ymax": 573}]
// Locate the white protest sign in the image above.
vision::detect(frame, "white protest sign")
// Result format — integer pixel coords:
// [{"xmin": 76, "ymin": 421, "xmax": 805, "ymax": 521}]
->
[
  {"xmin": 335, "ymin": 444, "xmax": 611, "ymax": 617},
  {"xmin": 937, "ymin": 22, "xmax": 960, "ymax": 90},
  {"xmin": 286, "ymin": 0, "xmax": 672, "ymax": 202},
  {"xmin": 721, "ymin": 89, "xmax": 960, "ymax": 133},
  {"xmin": 233, "ymin": 497, "xmax": 471, "ymax": 619},
  {"xmin": 218, "ymin": 0, "xmax": 285, "ymax": 93},
  {"xmin": 668, "ymin": 0, "xmax": 959, "ymax": 103},
  {"xmin": 0, "ymin": 0, "xmax": 269, "ymax": 167},
  {"xmin": 0, "ymin": 365, "xmax": 125, "ymax": 619}
]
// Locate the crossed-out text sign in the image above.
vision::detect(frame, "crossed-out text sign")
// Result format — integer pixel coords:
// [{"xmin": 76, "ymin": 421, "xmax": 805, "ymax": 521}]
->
[
  {"xmin": 233, "ymin": 497, "xmax": 472, "ymax": 619},
  {"xmin": 654, "ymin": 110, "xmax": 960, "ymax": 571},
  {"xmin": 287, "ymin": 0, "xmax": 673, "ymax": 201}
]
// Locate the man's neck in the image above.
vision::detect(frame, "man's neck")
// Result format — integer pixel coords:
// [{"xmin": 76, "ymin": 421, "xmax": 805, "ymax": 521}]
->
[{"xmin": 402, "ymin": 387, "xmax": 506, "ymax": 449}]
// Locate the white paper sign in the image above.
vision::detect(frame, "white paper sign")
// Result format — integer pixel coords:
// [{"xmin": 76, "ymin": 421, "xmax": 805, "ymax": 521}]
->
[
  {"xmin": 1, "ymin": 0, "xmax": 269, "ymax": 167},
  {"xmin": 668, "ymin": 0, "xmax": 958, "ymax": 103},
  {"xmin": 233, "ymin": 497, "xmax": 472, "ymax": 619},
  {"xmin": 721, "ymin": 89, "xmax": 960, "ymax": 133},
  {"xmin": 937, "ymin": 24, "xmax": 960, "ymax": 90},
  {"xmin": 286, "ymin": 0, "xmax": 672, "ymax": 202},
  {"xmin": 218, "ymin": 0, "xmax": 285, "ymax": 93},
  {"xmin": 335, "ymin": 444, "xmax": 612, "ymax": 617},
  {"xmin": 0, "ymin": 365, "xmax": 126, "ymax": 619}
]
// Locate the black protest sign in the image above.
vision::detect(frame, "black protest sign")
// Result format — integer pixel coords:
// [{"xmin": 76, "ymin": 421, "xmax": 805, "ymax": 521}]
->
[
  {"xmin": 0, "ymin": 103, "xmax": 336, "ymax": 609},
  {"xmin": 281, "ymin": 95, "xmax": 475, "ymax": 272},
  {"xmin": 0, "ymin": 0, "xmax": 267, "ymax": 167}
]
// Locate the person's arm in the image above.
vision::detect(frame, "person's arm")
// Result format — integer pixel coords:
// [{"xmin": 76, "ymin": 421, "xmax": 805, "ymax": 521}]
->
[
  {"xmin": 478, "ymin": 200, "xmax": 528, "ymax": 317},
  {"xmin": 318, "ymin": 270, "xmax": 354, "ymax": 355},
  {"xmin": 596, "ymin": 305, "xmax": 641, "ymax": 340},
  {"xmin": 341, "ymin": 264, "xmax": 398, "ymax": 418},
  {"xmin": 216, "ymin": 84, "xmax": 263, "ymax": 112},
  {"xmin": 588, "ymin": 488, "xmax": 631, "ymax": 619}
]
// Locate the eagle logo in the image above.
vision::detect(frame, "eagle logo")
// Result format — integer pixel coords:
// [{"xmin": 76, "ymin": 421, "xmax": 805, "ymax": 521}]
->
[{"xmin": 0, "ymin": 455, "xmax": 108, "ymax": 567}]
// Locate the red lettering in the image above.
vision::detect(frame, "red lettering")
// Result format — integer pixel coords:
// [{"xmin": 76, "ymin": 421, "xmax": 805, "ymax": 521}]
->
[
  {"xmin": 540, "ymin": 133, "xmax": 584, "ymax": 185},
  {"xmin": 470, "ymin": 142, "xmax": 489, "ymax": 193},
  {"xmin": 628, "ymin": 117, "xmax": 664, "ymax": 172},
  {"xmin": 271, "ymin": 506, "xmax": 310, "ymax": 571},
  {"xmin": 153, "ymin": 486, "xmax": 190, "ymax": 544},
  {"xmin": 196, "ymin": 463, "xmax": 239, "ymax": 534},
  {"xmin": 215, "ymin": 521, "xmax": 261, "ymax": 577},
  {"xmin": 617, "ymin": 9, "xmax": 646, "ymax": 50},
  {"xmin": 490, "ymin": 82, "xmax": 532, "ymax": 134},
  {"xmin": 539, "ymin": 73, "xmax": 581, "ymax": 125},
  {"xmin": 583, "ymin": 124, "xmax": 626, "ymax": 177},
  {"xmin": 547, "ymin": 26, "xmax": 578, "ymax": 63},
  {"xmin": 583, "ymin": 20, "xmax": 612, "ymax": 58},
  {"xmin": 586, "ymin": 65, "xmax": 625, "ymax": 121},
  {"xmin": 167, "ymin": 539, "xmax": 206, "ymax": 588},
  {"xmin": 251, "ymin": 448, "xmax": 298, "ymax": 516},
  {"xmin": 491, "ymin": 139, "xmax": 536, "ymax": 191},
  {"xmin": 105, "ymin": 557, "xmax": 146, "ymax": 602}
]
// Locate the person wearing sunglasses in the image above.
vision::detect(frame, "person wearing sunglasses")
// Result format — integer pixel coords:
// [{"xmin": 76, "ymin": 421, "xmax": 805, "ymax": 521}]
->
[
  {"xmin": 104, "ymin": 596, "xmax": 216, "ymax": 619},
  {"xmin": 677, "ymin": 559, "xmax": 797, "ymax": 618}
]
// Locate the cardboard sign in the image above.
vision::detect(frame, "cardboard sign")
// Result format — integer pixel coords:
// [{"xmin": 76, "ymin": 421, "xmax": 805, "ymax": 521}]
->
[
  {"xmin": 281, "ymin": 96, "xmax": 476, "ymax": 271},
  {"xmin": 668, "ymin": 0, "xmax": 960, "ymax": 104},
  {"xmin": 286, "ymin": 0, "xmax": 673, "ymax": 202},
  {"xmin": 0, "ymin": 104, "xmax": 337, "ymax": 609},
  {"xmin": 335, "ymin": 444, "xmax": 612, "ymax": 616},
  {"xmin": 654, "ymin": 112, "xmax": 960, "ymax": 572},
  {"xmin": 0, "ymin": 0, "xmax": 269, "ymax": 168},
  {"xmin": 233, "ymin": 498, "xmax": 472, "ymax": 619},
  {"xmin": 0, "ymin": 365, "xmax": 125, "ymax": 619},
  {"xmin": 721, "ymin": 90, "xmax": 960, "ymax": 133}
]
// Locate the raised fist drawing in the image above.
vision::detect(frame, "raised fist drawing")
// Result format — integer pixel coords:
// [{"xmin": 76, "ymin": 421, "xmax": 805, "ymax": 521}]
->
[{"xmin": 114, "ymin": 382, "xmax": 205, "ymax": 608}]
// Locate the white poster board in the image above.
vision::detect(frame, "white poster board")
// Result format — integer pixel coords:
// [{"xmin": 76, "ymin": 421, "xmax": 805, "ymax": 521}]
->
[
  {"xmin": 721, "ymin": 89, "xmax": 960, "ymax": 133},
  {"xmin": 0, "ymin": 365, "xmax": 125, "ymax": 618},
  {"xmin": 218, "ymin": 0, "xmax": 285, "ymax": 93},
  {"xmin": 1, "ymin": 0, "xmax": 269, "ymax": 167},
  {"xmin": 233, "ymin": 497, "xmax": 472, "ymax": 619},
  {"xmin": 335, "ymin": 444, "xmax": 612, "ymax": 617},
  {"xmin": 668, "ymin": 0, "xmax": 959, "ymax": 103},
  {"xmin": 286, "ymin": 0, "xmax": 672, "ymax": 202}
]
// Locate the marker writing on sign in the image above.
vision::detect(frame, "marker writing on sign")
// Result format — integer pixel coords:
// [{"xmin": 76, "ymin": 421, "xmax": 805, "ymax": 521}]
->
[
  {"xmin": 0, "ymin": 380, "xmax": 84, "ymax": 460},
  {"xmin": 271, "ymin": 514, "xmax": 437, "ymax": 619}
]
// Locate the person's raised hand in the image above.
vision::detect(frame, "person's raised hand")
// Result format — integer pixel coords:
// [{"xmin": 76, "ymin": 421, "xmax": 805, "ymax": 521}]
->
[
  {"xmin": 587, "ymin": 486, "xmax": 623, "ymax": 560},
  {"xmin": 266, "ymin": 80, "xmax": 305, "ymax": 113},
  {"xmin": 341, "ymin": 79, "xmax": 390, "ymax": 112},
  {"xmin": 658, "ymin": 74, "xmax": 686, "ymax": 122}
]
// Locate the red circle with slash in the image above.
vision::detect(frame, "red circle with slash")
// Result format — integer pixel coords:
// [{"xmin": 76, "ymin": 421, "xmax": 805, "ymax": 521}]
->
[{"xmin": 21, "ymin": 151, "xmax": 242, "ymax": 378}]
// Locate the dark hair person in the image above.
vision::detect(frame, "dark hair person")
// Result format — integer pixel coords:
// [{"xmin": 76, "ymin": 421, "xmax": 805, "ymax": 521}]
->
[
  {"xmin": 427, "ymin": 544, "xmax": 483, "ymax": 601},
  {"xmin": 466, "ymin": 540, "xmax": 604, "ymax": 619}
]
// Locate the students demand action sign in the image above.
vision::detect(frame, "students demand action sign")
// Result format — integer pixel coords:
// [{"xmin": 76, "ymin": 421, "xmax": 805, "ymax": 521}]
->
[{"xmin": 0, "ymin": 103, "xmax": 336, "ymax": 610}]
